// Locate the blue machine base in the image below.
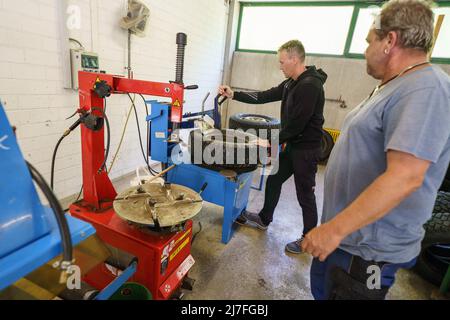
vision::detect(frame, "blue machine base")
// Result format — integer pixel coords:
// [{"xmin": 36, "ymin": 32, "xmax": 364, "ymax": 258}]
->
[
  {"xmin": 167, "ymin": 164, "xmax": 254, "ymax": 244},
  {"xmin": 0, "ymin": 208, "xmax": 96, "ymax": 291}
]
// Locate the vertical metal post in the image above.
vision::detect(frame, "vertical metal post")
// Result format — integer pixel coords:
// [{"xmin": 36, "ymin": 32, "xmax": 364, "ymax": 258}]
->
[
  {"xmin": 128, "ymin": 30, "xmax": 132, "ymax": 79},
  {"xmin": 175, "ymin": 33, "xmax": 187, "ymax": 84}
]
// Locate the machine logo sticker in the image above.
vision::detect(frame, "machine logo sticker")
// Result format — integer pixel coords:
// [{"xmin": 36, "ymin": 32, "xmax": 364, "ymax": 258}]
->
[
  {"xmin": 169, "ymin": 240, "xmax": 176, "ymax": 252},
  {"xmin": 0, "ymin": 135, "xmax": 10, "ymax": 150},
  {"xmin": 161, "ymin": 245, "xmax": 170, "ymax": 260}
]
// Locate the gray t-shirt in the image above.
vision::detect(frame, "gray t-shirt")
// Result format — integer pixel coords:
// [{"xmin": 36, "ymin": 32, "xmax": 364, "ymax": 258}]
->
[{"xmin": 322, "ymin": 65, "xmax": 450, "ymax": 263}]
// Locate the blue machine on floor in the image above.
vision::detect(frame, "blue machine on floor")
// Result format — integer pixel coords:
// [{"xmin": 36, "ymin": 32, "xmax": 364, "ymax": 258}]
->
[
  {"xmin": 147, "ymin": 101, "xmax": 254, "ymax": 244},
  {"xmin": 0, "ymin": 102, "xmax": 135, "ymax": 299}
]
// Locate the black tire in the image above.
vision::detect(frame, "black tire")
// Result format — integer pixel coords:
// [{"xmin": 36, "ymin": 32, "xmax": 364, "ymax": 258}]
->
[
  {"xmin": 413, "ymin": 192, "xmax": 450, "ymax": 286},
  {"xmin": 439, "ymin": 163, "xmax": 450, "ymax": 192},
  {"xmin": 188, "ymin": 129, "xmax": 259, "ymax": 173},
  {"xmin": 433, "ymin": 191, "xmax": 450, "ymax": 213},
  {"xmin": 229, "ymin": 113, "xmax": 280, "ymax": 142},
  {"xmin": 318, "ymin": 129, "xmax": 335, "ymax": 162}
]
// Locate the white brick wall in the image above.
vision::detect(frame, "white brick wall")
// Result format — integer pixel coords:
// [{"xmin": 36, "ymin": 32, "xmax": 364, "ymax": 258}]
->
[{"xmin": 0, "ymin": 0, "xmax": 229, "ymax": 199}]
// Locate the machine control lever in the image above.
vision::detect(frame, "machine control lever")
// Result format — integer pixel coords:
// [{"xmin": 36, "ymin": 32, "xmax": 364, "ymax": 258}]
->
[
  {"xmin": 215, "ymin": 94, "xmax": 228, "ymax": 106},
  {"xmin": 184, "ymin": 85, "xmax": 199, "ymax": 90},
  {"xmin": 201, "ymin": 92, "xmax": 210, "ymax": 114},
  {"xmin": 199, "ymin": 182, "xmax": 208, "ymax": 195}
]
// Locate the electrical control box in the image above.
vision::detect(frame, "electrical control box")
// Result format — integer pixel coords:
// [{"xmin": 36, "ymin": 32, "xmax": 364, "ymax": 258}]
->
[{"xmin": 70, "ymin": 49, "xmax": 100, "ymax": 89}]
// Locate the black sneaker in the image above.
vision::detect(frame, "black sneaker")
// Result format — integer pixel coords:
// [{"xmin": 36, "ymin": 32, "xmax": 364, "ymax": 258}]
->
[
  {"xmin": 235, "ymin": 213, "xmax": 247, "ymax": 225},
  {"xmin": 285, "ymin": 236, "xmax": 305, "ymax": 254},
  {"xmin": 244, "ymin": 212, "xmax": 269, "ymax": 231}
]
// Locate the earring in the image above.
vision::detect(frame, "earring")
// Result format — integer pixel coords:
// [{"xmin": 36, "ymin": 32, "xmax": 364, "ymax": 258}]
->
[{"xmin": 384, "ymin": 48, "xmax": 390, "ymax": 54}]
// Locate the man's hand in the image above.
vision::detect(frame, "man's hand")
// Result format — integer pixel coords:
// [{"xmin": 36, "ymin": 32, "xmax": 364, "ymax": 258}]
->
[
  {"xmin": 218, "ymin": 85, "xmax": 234, "ymax": 99},
  {"xmin": 249, "ymin": 138, "xmax": 270, "ymax": 148},
  {"xmin": 301, "ymin": 222, "xmax": 345, "ymax": 262}
]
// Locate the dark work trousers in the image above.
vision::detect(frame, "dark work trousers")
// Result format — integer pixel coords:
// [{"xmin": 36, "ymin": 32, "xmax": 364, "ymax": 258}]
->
[
  {"xmin": 310, "ymin": 248, "xmax": 417, "ymax": 300},
  {"xmin": 259, "ymin": 144, "xmax": 321, "ymax": 235}
]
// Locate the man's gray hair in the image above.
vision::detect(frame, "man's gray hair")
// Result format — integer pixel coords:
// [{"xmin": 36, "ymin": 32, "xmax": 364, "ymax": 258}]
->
[
  {"xmin": 375, "ymin": 0, "xmax": 435, "ymax": 53},
  {"xmin": 278, "ymin": 40, "xmax": 306, "ymax": 62}
]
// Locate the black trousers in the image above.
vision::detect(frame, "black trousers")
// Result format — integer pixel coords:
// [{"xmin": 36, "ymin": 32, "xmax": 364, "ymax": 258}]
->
[{"xmin": 259, "ymin": 145, "xmax": 321, "ymax": 235}]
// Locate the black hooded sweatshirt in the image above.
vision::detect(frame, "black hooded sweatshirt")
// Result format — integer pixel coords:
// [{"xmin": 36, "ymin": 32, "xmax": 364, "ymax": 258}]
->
[{"xmin": 233, "ymin": 66, "xmax": 328, "ymax": 148}]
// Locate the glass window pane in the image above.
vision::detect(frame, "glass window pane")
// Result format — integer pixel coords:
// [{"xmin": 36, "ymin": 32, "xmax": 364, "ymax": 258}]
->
[
  {"xmin": 431, "ymin": 8, "xmax": 450, "ymax": 59},
  {"xmin": 349, "ymin": 6, "xmax": 381, "ymax": 54},
  {"xmin": 350, "ymin": 6, "xmax": 450, "ymax": 60},
  {"xmin": 238, "ymin": 6, "xmax": 354, "ymax": 55}
]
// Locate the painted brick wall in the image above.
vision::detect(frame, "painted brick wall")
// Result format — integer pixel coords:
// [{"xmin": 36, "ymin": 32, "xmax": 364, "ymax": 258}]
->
[{"xmin": 0, "ymin": 0, "xmax": 229, "ymax": 199}]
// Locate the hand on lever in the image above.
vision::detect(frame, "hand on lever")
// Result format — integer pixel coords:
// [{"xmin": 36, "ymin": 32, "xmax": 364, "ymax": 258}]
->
[{"xmin": 218, "ymin": 85, "xmax": 234, "ymax": 99}]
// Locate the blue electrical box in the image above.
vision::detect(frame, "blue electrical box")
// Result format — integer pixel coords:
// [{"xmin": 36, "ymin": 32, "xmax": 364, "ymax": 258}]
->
[{"xmin": 147, "ymin": 101, "xmax": 171, "ymax": 163}]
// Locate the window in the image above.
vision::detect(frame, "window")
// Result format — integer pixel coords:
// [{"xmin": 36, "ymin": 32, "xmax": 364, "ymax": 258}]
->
[
  {"xmin": 236, "ymin": 2, "xmax": 450, "ymax": 64},
  {"xmin": 238, "ymin": 5, "xmax": 354, "ymax": 55},
  {"xmin": 432, "ymin": 7, "xmax": 450, "ymax": 59},
  {"xmin": 348, "ymin": 5, "xmax": 450, "ymax": 60},
  {"xmin": 349, "ymin": 6, "xmax": 381, "ymax": 54}
]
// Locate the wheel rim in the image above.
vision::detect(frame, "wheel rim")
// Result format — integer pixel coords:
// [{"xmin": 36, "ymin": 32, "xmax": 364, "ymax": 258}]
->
[{"xmin": 241, "ymin": 116, "xmax": 271, "ymax": 123}]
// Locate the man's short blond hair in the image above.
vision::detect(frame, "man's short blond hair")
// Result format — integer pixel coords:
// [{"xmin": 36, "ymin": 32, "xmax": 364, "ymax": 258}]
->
[{"xmin": 278, "ymin": 40, "xmax": 306, "ymax": 62}]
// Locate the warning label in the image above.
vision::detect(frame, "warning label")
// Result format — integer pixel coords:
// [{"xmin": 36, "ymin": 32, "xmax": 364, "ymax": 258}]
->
[{"xmin": 173, "ymin": 99, "xmax": 181, "ymax": 108}]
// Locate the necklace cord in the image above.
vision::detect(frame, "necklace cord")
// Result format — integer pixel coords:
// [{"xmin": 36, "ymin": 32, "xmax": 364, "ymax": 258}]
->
[{"xmin": 369, "ymin": 61, "xmax": 430, "ymax": 98}]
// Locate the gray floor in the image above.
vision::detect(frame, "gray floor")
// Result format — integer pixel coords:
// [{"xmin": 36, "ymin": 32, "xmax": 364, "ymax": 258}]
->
[{"xmin": 107, "ymin": 165, "xmax": 443, "ymax": 300}]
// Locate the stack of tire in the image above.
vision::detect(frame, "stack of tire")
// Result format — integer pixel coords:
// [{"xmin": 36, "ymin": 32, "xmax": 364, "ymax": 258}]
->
[
  {"xmin": 188, "ymin": 128, "xmax": 260, "ymax": 174},
  {"xmin": 228, "ymin": 113, "xmax": 280, "ymax": 165},
  {"xmin": 228, "ymin": 113, "xmax": 335, "ymax": 162},
  {"xmin": 319, "ymin": 129, "xmax": 335, "ymax": 163},
  {"xmin": 228, "ymin": 113, "xmax": 281, "ymax": 143},
  {"xmin": 414, "ymin": 165, "xmax": 450, "ymax": 286}
]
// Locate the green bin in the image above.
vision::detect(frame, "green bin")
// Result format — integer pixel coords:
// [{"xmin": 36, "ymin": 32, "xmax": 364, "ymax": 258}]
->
[{"xmin": 109, "ymin": 282, "xmax": 152, "ymax": 300}]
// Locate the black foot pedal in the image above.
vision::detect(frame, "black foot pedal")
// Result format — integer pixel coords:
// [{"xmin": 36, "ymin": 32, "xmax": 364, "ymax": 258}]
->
[{"xmin": 182, "ymin": 276, "xmax": 196, "ymax": 291}]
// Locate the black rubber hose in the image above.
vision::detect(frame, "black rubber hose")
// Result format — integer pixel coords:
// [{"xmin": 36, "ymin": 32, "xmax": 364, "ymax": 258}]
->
[
  {"xmin": 51, "ymin": 134, "xmax": 67, "ymax": 190},
  {"xmin": 138, "ymin": 94, "xmax": 150, "ymax": 162},
  {"xmin": 138, "ymin": 94, "xmax": 149, "ymax": 119},
  {"xmin": 27, "ymin": 161, "xmax": 73, "ymax": 266},
  {"xmin": 75, "ymin": 186, "xmax": 83, "ymax": 202},
  {"xmin": 138, "ymin": 94, "xmax": 160, "ymax": 176},
  {"xmin": 192, "ymin": 222, "xmax": 202, "ymax": 244},
  {"xmin": 127, "ymin": 94, "xmax": 158, "ymax": 176},
  {"xmin": 91, "ymin": 107, "xmax": 110, "ymax": 174},
  {"xmin": 51, "ymin": 114, "xmax": 88, "ymax": 190}
]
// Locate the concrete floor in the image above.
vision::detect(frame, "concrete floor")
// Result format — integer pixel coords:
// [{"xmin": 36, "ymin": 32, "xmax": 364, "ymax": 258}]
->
[
  {"xmin": 182, "ymin": 165, "xmax": 440, "ymax": 300},
  {"xmin": 106, "ymin": 165, "xmax": 443, "ymax": 300}
]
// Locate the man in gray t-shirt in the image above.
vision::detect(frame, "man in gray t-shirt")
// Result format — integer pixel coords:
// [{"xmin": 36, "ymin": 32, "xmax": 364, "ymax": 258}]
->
[
  {"xmin": 302, "ymin": 0, "xmax": 450, "ymax": 300},
  {"xmin": 322, "ymin": 64, "xmax": 450, "ymax": 264}
]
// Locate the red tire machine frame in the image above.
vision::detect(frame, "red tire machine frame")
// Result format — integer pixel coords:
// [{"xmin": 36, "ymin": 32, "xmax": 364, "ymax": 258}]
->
[{"xmin": 70, "ymin": 69, "xmax": 195, "ymax": 300}]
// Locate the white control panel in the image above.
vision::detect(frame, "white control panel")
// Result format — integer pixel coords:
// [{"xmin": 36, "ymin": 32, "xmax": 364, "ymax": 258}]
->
[{"xmin": 70, "ymin": 49, "xmax": 100, "ymax": 89}]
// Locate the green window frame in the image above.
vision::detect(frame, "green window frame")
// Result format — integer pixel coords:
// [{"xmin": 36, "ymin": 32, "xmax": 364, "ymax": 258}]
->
[{"xmin": 236, "ymin": 1, "xmax": 450, "ymax": 64}]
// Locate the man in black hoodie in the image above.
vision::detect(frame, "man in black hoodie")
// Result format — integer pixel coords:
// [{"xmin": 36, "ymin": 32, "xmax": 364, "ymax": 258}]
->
[{"xmin": 219, "ymin": 40, "xmax": 327, "ymax": 254}]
